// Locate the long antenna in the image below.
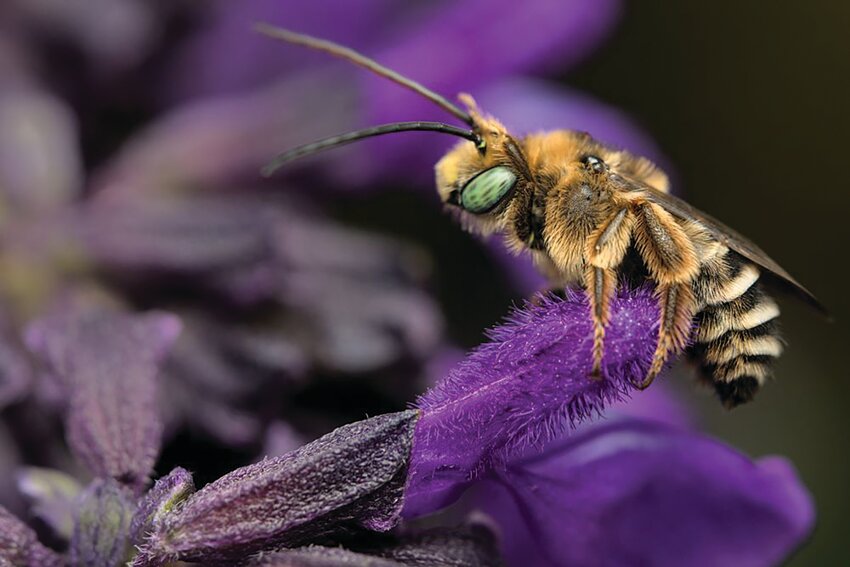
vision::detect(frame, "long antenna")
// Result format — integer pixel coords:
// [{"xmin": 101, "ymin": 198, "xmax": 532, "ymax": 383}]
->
[
  {"xmin": 261, "ymin": 121, "xmax": 480, "ymax": 177},
  {"xmin": 254, "ymin": 23, "xmax": 474, "ymax": 127}
]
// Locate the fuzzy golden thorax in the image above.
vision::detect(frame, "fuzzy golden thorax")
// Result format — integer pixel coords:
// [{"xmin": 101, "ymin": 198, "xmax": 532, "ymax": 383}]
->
[{"xmin": 435, "ymin": 125, "xmax": 670, "ymax": 250}]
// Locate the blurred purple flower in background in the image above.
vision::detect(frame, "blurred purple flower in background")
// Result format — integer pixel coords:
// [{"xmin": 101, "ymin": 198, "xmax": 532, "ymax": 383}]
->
[{"xmin": 0, "ymin": 1, "xmax": 816, "ymax": 566}]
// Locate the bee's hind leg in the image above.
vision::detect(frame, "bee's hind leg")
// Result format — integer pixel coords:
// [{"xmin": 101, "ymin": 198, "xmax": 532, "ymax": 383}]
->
[{"xmin": 636, "ymin": 282, "xmax": 695, "ymax": 389}]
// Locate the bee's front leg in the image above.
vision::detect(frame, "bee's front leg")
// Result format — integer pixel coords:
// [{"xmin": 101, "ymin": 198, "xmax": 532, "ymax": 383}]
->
[
  {"xmin": 584, "ymin": 207, "xmax": 635, "ymax": 378},
  {"xmin": 584, "ymin": 266, "xmax": 617, "ymax": 378}
]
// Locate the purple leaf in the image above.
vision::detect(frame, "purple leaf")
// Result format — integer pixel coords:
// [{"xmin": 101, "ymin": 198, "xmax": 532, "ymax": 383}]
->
[
  {"xmin": 25, "ymin": 308, "xmax": 181, "ymax": 490},
  {"xmin": 0, "ymin": 505, "xmax": 64, "ymax": 567},
  {"xmin": 129, "ymin": 467, "xmax": 195, "ymax": 548},
  {"xmin": 139, "ymin": 411, "xmax": 419, "ymax": 564},
  {"xmin": 471, "ymin": 420, "xmax": 815, "ymax": 567},
  {"xmin": 405, "ymin": 286, "xmax": 658, "ymax": 517},
  {"xmin": 70, "ymin": 479, "xmax": 135, "ymax": 567}
]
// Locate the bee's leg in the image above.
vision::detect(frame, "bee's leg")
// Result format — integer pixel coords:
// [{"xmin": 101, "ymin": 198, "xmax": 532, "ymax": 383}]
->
[
  {"xmin": 584, "ymin": 208, "xmax": 634, "ymax": 378},
  {"xmin": 638, "ymin": 282, "xmax": 696, "ymax": 389},
  {"xmin": 630, "ymin": 202, "xmax": 701, "ymax": 388},
  {"xmin": 584, "ymin": 266, "xmax": 617, "ymax": 378}
]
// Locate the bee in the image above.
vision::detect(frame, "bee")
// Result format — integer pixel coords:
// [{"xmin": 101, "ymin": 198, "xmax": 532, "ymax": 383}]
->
[{"xmin": 256, "ymin": 24, "xmax": 826, "ymax": 407}]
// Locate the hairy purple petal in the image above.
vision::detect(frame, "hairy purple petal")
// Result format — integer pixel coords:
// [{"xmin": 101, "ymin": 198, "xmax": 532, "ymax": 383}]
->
[
  {"xmin": 25, "ymin": 308, "xmax": 181, "ymax": 490},
  {"xmin": 16, "ymin": 467, "xmax": 83, "ymax": 543},
  {"xmin": 129, "ymin": 467, "xmax": 195, "ymax": 549},
  {"xmin": 405, "ymin": 287, "xmax": 659, "ymax": 517},
  {"xmin": 140, "ymin": 411, "xmax": 419, "ymax": 564},
  {"xmin": 0, "ymin": 505, "xmax": 64, "ymax": 567},
  {"xmin": 473, "ymin": 420, "xmax": 815, "ymax": 567},
  {"xmin": 70, "ymin": 479, "xmax": 135, "ymax": 567}
]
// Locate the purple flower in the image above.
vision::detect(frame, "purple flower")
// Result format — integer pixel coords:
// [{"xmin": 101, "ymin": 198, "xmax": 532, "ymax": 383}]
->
[
  {"xmin": 471, "ymin": 421, "xmax": 814, "ymax": 567},
  {"xmin": 70, "ymin": 478, "xmax": 136, "ymax": 567},
  {"xmin": 406, "ymin": 287, "xmax": 657, "ymax": 516},
  {"xmin": 136, "ymin": 411, "xmax": 419, "ymax": 564},
  {"xmin": 129, "ymin": 466, "xmax": 195, "ymax": 546},
  {"xmin": 24, "ymin": 307, "xmax": 181, "ymax": 491},
  {"xmin": 399, "ymin": 288, "xmax": 814, "ymax": 566},
  {"xmin": 0, "ymin": 504, "xmax": 64, "ymax": 566}
]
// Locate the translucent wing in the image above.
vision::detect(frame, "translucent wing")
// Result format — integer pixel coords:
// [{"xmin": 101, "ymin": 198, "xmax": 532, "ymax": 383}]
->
[{"xmin": 628, "ymin": 181, "xmax": 827, "ymax": 315}]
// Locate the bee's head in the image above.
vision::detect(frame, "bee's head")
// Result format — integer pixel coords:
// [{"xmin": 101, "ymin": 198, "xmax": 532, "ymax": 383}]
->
[{"xmin": 436, "ymin": 94, "xmax": 530, "ymax": 225}]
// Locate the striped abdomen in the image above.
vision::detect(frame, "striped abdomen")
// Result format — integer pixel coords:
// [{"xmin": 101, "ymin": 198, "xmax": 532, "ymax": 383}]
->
[{"xmin": 689, "ymin": 250, "xmax": 783, "ymax": 407}]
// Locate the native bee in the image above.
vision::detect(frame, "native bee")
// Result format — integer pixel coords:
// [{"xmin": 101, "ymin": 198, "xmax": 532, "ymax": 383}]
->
[{"xmin": 257, "ymin": 24, "xmax": 825, "ymax": 407}]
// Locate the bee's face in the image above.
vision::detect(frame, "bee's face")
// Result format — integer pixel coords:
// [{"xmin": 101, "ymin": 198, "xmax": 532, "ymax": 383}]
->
[{"xmin": 435, "ymin": 115, "xmax": 520, "ymax": 221}]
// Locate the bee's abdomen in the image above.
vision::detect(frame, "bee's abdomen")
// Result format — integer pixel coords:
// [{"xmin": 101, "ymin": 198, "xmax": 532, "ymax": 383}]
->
[{"xmin": 689, "ymin": 253, "xmax": 783, "ymax": 407}]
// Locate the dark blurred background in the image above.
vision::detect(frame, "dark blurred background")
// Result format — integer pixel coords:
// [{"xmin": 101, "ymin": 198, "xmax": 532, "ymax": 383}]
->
[{"xmin": 565, "ymin": 3, "xmax": 850, "ymax": 564}]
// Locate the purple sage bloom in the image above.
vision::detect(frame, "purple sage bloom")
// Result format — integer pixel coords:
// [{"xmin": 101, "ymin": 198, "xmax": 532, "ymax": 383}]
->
[
  {"xmin": 0, "ymin": 504, "xmax": 64, "ymax": 566},
  {"xmin": 471, "ymin": 421, "xmax": 814, "ymax": 567},
  {"xmin": 136, "ymin": 411, "xmax": 418, "ymax": 564},
  {"xmin": 400, "ymin": 287, "xmax": 814, "ymax": 566},
  {"xmin": 24, "ymin": 307, "xmax": 181, "ymax": 492},
  {"xmin": 70, "ymin": 478, "xmax": 136, "ymax": 567}
]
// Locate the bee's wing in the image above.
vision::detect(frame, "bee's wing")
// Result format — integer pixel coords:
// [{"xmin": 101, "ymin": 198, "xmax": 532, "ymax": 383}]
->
[{"xmin": 634, "ymin": 183, "xmax": 828, "ymax": 315}]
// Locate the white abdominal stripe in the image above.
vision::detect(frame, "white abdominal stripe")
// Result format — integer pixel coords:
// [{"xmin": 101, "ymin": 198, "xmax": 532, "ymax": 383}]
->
[{"xmin": 689, "ymin": 252, "xmax": 783, "ymax": 406}]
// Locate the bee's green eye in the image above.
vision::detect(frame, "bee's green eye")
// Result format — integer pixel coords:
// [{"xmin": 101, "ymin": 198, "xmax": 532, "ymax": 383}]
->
[{"xmin": 459, "ymin": 166, "xmax": 518, "ymax": 214}]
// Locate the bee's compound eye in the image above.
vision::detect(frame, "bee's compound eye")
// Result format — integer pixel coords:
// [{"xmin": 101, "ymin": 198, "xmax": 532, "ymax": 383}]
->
[
  {"xmin": 459, "ymin": 166, "xmax": 518, "ymax": 214},
  {"xmin": 581, "ymin": 155, "xmax": 607, "ymax": 173}
]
